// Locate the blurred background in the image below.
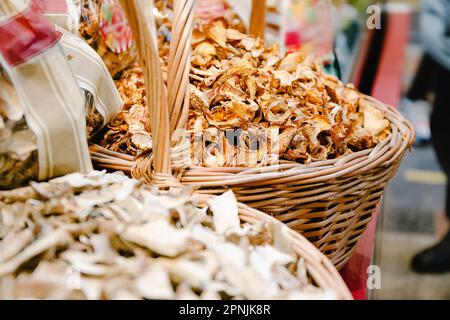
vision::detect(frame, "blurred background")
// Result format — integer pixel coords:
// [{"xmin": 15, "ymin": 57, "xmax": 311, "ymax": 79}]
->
[
  {"xmin": 322, "ymin": 0, "xmax": 450, "ymax": 299},
  {"xmin": 369, "ymin": 1, "xmax": 450, "ymax": 300},
  {"xmin": 221, "ymin": 0, "xmax": 450, "ymax": 299}
]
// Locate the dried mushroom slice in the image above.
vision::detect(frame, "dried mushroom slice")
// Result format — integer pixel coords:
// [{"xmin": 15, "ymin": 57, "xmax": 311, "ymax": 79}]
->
[
  {"xmin": 208, "ymin": 190, "xmax": 240, "ymax": 234},
  {"xmin": 97, "ymin": 3, "xmax": 391, "ymax": 167},
  {"xmin": 0, "ymin": 73, "xmax": 39, "ymax": 190},
  {"xmin": 0, "ymin": 172, "xmax": 337, "ymax": 300},
  {"xmin": 360, "ymin": 99, "xmax": 390, "ymax": 140}
]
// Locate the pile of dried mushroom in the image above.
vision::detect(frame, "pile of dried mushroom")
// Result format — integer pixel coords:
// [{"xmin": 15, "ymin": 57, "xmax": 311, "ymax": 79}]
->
[
  {"xmin": 0, "ymin": 171, "xmax": 335, "ymax": 300},
  {"xmin": 99, "ymin": 2, "xmax": 390, "ymax": 166},
  {"xmin": 0, "ymin": 71, "xmax": 38, "ymax": 189}
]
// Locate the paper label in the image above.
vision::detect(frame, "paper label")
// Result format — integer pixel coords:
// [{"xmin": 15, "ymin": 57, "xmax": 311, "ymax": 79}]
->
[{"xmin": 0, "ymin": 2, "xmax": 62, "ymax": 66}]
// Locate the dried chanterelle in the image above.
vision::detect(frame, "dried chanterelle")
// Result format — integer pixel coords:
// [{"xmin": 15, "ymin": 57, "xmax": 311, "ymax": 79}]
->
[
  {"xmin": 0, "ymin": 171, "xmax": 337, "ymax": 300},
  {"xmin": 101, "ymin": 1, "xmax": 391, "ymax": 166}
]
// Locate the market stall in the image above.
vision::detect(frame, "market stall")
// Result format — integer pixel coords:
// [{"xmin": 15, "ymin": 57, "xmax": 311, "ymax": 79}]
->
[{"xmin": 0, "ymin": 0, "xmax": 414, "ymax": 301}]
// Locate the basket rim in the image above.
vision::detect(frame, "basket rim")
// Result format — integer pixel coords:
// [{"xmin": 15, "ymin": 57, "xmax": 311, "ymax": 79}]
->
[
  {"xmin": 88, "ymin": 0, "xmax": 413, "ymax": 274},
  {"xmin": 177, "ymin": 95, "xmax": 414, "ymax": 187},
  {"xmin": 104, "ymin": 0, "xmax": 414, "ymax": 189},
  {"xmin": 90, "ymin": 94, "xmax": 415, "ymax": 187},
  {"xmin": 194, "ymin": 193, "xmax": 353, "ymax": 300}
]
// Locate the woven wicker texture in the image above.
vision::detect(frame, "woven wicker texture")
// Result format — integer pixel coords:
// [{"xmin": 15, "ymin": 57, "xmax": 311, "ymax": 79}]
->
[
  {"xmin": 91, "ymin": 97, "xmax": 414, "ymax": 268},
  {"xmin": 91, "ymin": 0, "xmax": 415, "ymax": 268},
  {"xmin": 233, "ymin": 199, "xmax": 352, "ymax": 298}
]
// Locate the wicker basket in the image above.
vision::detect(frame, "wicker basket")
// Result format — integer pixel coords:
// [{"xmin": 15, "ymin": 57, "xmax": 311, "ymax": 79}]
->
[
  {"xmin": 197, "ymin": 195, "xmax": 353, "ymax": 299},
  {"xmin": 91, "ymin": 0, "xmax": 415, "ymax": 268},
  {"xmin": 0, "ymin": 181, "xmax": 352, "ymax": 299}
]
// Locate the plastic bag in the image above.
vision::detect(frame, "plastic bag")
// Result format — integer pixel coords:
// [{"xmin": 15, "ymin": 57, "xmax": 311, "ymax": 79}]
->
[
  {"xmin": 0, "ymin": 0, "xmax": 92, "ymax": 189},
  {"xmin": 32, "ymin": 1, "xmax": 123, "ymax": 137},
  {"xmin": 58, "ymin": 26, "xmax": 122, "ymax": 137}
]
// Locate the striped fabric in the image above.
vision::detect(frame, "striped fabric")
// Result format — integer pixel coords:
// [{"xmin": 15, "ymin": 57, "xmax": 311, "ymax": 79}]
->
[{"xmin": 0, "ymin": 0, "xmax": 92, "ymax": 181}]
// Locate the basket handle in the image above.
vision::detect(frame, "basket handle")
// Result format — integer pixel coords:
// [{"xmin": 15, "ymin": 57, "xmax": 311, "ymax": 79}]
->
[
  {"xmin": 153, "ymin": 0, "xmax": 268, "ymax": 179},
  {"xmin": 163, "ymin": 0, "xmax": 269, "ymax": 140},
  {"xmin": 122, "ymin": 0, "xmax": 267, "ymax": 183},
  {"xmin": 119, "ymin": 0, "xmax": 172, "ymax": 175},
  {"xmin": 249, "ymin": 0, "xmax": 266, "ymax": 39},
  {"xmin": 167, "ymin": 0, "xmax": 195, "ymax": 135}
]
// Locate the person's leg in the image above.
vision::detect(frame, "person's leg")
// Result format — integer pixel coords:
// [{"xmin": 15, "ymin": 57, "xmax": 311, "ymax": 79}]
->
[
  {"xmin": 430, "ymin": 67, "xmax": 450, "ymax": 218},
  {"xmin": 447, "ymin": 184, "xmax": 450, "ymax": 221},
  {"xmin": 407, "ymin": 53, "xmax": 439, "ymax": 101},
  {"xmin": 411, "ymin": 65, "xmax": 450, "ymax": 273},
  {"xmin": 404, "ymin": 54, "xmax": 438, "ymax": 145}
]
